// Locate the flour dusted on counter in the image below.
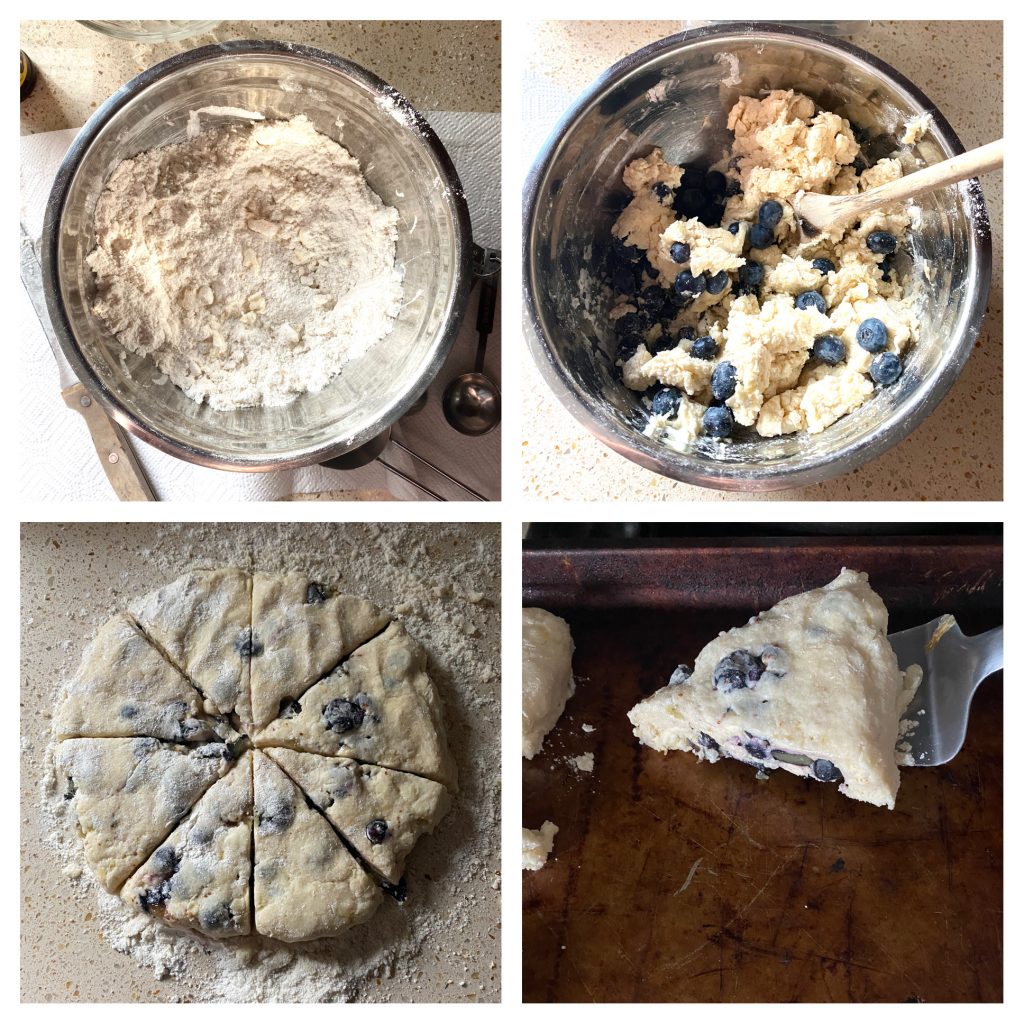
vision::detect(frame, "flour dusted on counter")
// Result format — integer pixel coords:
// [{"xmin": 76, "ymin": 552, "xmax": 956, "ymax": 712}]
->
[{"xmin": 87, "ymin": 115, "xmax": 404, "ymax": 410}]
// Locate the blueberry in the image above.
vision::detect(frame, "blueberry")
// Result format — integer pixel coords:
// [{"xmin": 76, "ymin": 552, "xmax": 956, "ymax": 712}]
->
[
  {"xmin": 366, "ymin": 819, "xmax": 389, "ymax": 845},
  {"xmin": 866, "ymin": 230, "xmax": 898, "ymax": 255},
  {"xmin": 879, "ymin": 253, "xmax": 893, "ymax": 283},
  {"xmin": 870, "ymin": 351, "xmax": 902, "ymax": 386},
  {"xmin": 698, "ymin": 731, "xmax": 720, "ymax": 751},
  {"xmin": 812, "ymin": 335, "xmax": 846, "ymax": 366},
  {"xmin": 199, "ymin": 902, "xmax": 234, "ymax": 932},
  {"xmin": 306, "ymin": 582, "xmax": 327, "ymax": 604},
  {"xmin": 611, "ymin": 237, "xmax": 642, "ymax": 264},
  {"xmin": 139, "ymin": 879, "xmax": 172, "ymax": 911},
  {"xmin": 727, "ymin": 221, "xmax": 740, "ymax": 235},
  {"xmin": 744, "ymin": 735, "xmax": 771, "ymax": 761},
  {"xmin": 652, "ymin": 182, "xmax": 672, "ymax": 200},
  {"xmin": 711, "ymin": 361, "xmax": 738, "ymax": 401},
  {"xmin": 712, "ymin": 650, "xmax": 765, "ymax": 692},
  {"xmin": 235, "ymin": 628, "xmax": 263, "ymax": 658},
  {"xmin": 759, "ymin": 645, "xmax": 787, "ymax": 676},
  {"xmin": 738, "ymin": 261, "xmax": 764, "ymax": 288},
  {"xmin": 615, "ymin": 311, "xmax": 646, "ymax": 337},
  {"xmin": 612, "ymin": 265, "xmax": 637, "ymax": 294},
  {"xmin": 703, "ymin": 404, "xmax": 735, "ymax": 439},
  {"xmin": 795, "ymin": 290, "xmax": 827, "ymax": 315},
  {"xmin": 616, "ymin": 337, "xmax": 642, "ymax": 363},
  {"xmin": 812, "ymin": 759, "xmax": 844, "ymax": 783},
  {"xmin": 725, "ymin": 178, "xmax": 742, "ymax": 196},
  {"xmin": 674, "ymin": 270, "xmax": 706, "ymax": 297},
  {"xmin": 257, "ymin": 795, "xmax": 295, "ymax": 836},
  {"xmin": 669, "ymin": 664, "xmax": 693, "ymax": 685},
  {"xmin": 748, "ymin": 223, "xmax": 774, "ymax": 249},
  {"xmin": 690, "ymin": 335, "xmax": 719, "ymax": 361},
  {"xmin": 64, "ymin": 776, "xmax": 76, "ymax": 801},
  {"xmin": 705, "ymin": 170, "xmax": 727, "ymax": 196},
  {"xmin": 679, "ymin": 187, "xmax": 706, "ymax": 217},
  {"xmin": 639, "ymin": 285, "xmax": 668, "ymax": 311},
  {"xmin": 678, "ymin": 326, "xmax": 696, "ymax": 341},
  {"xmin": 683, "ymin": 166, "xmax": 706, "ymax": 187},
  {"xmin": 650, "ymin": 386, "xmax": 682, "ymax": 417},
  {"xmin": 650, "ymin": 333, "xmax": 677, "ymax": 354},
  {"xmin": 705, "ymin": 270, "xmax": 730, "ymax": 295},
  {"xmin": 852, "ymin": 156, "xmax": 867, "ymax": 175},
  {"xmin": 811, "ymin": 257, "xmax": 836, "ymax": 275},
  {"xmin": 856, "ymin": 317, "xmax": 889, "ymax": 353},
  {"xmin": 757, "ymin": 200, "xmax": 783, "ymax": 228},
  {"xmin": 669, "ymin": 241, "xmax": 691, "ymax": 264},
  {"xmin": 323, "ymin": 697, "xmax": 365, "ymax": 734},
  {"xmin": 279, "ymin": 698, "xmax": 302, "ymax": 719},
  {"xmin": 151, "ymin": 846, "xmax": 179, "ymax": 879}
]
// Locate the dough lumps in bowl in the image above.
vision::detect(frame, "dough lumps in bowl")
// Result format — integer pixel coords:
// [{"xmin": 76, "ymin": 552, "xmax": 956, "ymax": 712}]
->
[{"xmin": 524, "ymin": 24, "xmax": 991, "ymax": 489}]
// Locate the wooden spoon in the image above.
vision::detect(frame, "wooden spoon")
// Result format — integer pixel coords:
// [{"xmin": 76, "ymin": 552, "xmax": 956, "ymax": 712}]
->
[{"xmin": 791, "ymin": 139, "xmax": 1002, "ymax": 240}]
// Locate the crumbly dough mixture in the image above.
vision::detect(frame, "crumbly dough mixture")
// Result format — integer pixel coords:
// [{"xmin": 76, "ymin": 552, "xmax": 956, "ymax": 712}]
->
[
  {"xmin": 87, "ymin": 115, "xmax": 403, "ymax": 410},
  {"xmin": 627, "ymin": 569, "xmax": 921, "ymax": 809},
  {"xmin": 522, "ymin": 821, "xmax": 558, "ymax": 871},
  {"xmin": 611, "ymin": 90, "xmax": 920, "ymax": 443},
  {"xmin": 522, "ymin": 608, "xmax": 575, "ymax": 759}
]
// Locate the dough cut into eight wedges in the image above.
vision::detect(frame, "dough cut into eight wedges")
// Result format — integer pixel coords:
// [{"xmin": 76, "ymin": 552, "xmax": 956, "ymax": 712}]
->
[{"xmin": 54, "ymin": 569, "xmax": 456, "ymax": 942}]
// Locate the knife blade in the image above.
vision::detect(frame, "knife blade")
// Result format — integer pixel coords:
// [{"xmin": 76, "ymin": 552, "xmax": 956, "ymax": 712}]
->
[{"xmin": 20, "ymin": 227, "xmax": 157, "ymax": 501}]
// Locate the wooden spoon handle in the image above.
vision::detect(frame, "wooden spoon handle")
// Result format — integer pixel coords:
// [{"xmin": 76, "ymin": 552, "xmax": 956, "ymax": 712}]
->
[{"xmin": 848, "ymin": 139, "xmax": 1003, "ymax": 216}]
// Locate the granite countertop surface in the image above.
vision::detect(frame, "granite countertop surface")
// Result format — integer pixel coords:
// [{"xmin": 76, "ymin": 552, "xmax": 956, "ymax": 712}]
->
[
  {"xmin": 19, "ymin": 19, "xmax": 501, "ymax": 135},
  {"xmin": 521, "ymin": 19, "xmax": 1002, "ymax": 501}
]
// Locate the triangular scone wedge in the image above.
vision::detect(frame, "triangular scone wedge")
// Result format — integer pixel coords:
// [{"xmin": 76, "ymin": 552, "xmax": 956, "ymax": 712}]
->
[
  {"xmin": 55, "ymin": 613, "xmax": 226, "ymax": 743},
  {"xmin": 56, "ymin": 737, "xmax": 235, "ymax": 891},
  {"xmin": 628, "ymin": 569, "xmax": 921, "ymax": 809},
  {"xmin": 249, "ymin": 572, "xmax": 390, "ymax": 729},
  {"xmin": 255, "ymin": 622, "xmax": 458, "ymax": 790},
  {"xmin": 266, "ymin": 748, "xmax": 451, "ymax": 884},
  {"xmin": 122, "ymin": 752, "xmax": 253, "ymax": 937},
  {"xmin": 129, "ymin": 568, "xmax": 253, "ymax": 726},
  {"xmin": 252, "ymin": 750, "xmax": 381, "ymax": 941}
]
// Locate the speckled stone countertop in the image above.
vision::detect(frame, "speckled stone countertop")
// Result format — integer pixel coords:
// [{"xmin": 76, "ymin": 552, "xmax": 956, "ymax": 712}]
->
[
  {"xmin": 20, "ymin": 19, "xmax": 500, "ymax": 135},
  {"xmin": 521, "ymin": 20, "xmax": 1002, "ymax": 501}
]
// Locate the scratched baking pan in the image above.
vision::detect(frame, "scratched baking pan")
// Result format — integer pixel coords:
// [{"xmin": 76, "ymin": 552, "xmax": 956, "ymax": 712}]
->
[{"xmin": 522, "ymin": 532, "xmax": 1002, "ymax": 1003}]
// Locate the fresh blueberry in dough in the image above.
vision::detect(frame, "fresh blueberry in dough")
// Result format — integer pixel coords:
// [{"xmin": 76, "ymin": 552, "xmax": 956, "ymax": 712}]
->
[
  {"xmin": 690, "ymin": 336, "xmax": 719, "ymax": 361},
  {"xmin": 811, "ymin": 257, "xmax": 836, "ymax": 275},
  {"xmin": 812, "ymin": 335, "xmax": 846, "ymax": 366},
  {"xmin": 199, "ymin": 902, "xmax": 234, "ymax": 932},
  {"xmin": 616, "ymin": 337, "xmax": 642, "ymax": 364},
  {"xmin": 725, "ymin": 179, "xmax": 741, "ymax": 197},
  {"xmin": 879, "ymin": 254, "xmax": 894, "ymax": 282},
  {"xmin": 678, "ymin": 326, "xmax": 696, "ymax": 341},
  {"xmin": 738, "ymin": 261, "xmax": 764, "ymax": 289},
  {"xmin": 234, "ymin": 628, "xmax": 263, "ymax": 658},
  {"xmin": 698, "ymin": 731, "xmax": 719, "ymax": 751},
  {"xmin": 139, "ymin": 879, "xmax": 172, "ymax": 911},
  {"xmin": 812, "ymin": 758, "xmax": 844, "ymax": 783},
  {"xmin": 669, "ymin": 241, "xmax": 691, "ymax": 264},
  {"xmin": 365, "ymin": 819, "xmax": 389, "ymax": 845},
  {"xmin": 856, "ymin": 317, "xmax": 889, "ymax": 353},
  {"xmin": 748, "ymin": 223, "xmax": 774, "ymax": 249},
  {"xmin": 795, "ymin": 290, "xmax": 827, "ymax": 314},
  {"xmin": 703, "ymin": 405, "xmax": 735, "ymax": 439},
  {"xmin": 639, "ymin": 285, "xmax": 668, "ymax": 311},
  {"xmin": 612, "ymin": 265, "xmax": 637, "ymax": 294},
  {"xmin": 322, "ymin": 697, "xmax": 366, "ymax": 734},
  {"xmin": 711, "ymin": 361, "xmax": 738, "ymax": 401},
  {"xmin": 669, "ymin": 664, "xmax": 693, "ymax": 685},
  {"xmin": 869, "ymin": 352, "xmax": 903, "ymax": 386},
  {"xmin": 705, "ymin": 270, "xmax": 730, "ymax": 295},
  {"xmin": 611, "ymin": 237, "xmax": 643, "ymax": 264},
  {"xmin": 650, "ymin": 333, "xmax": 678, "ymax": 354},
  {"xmin": 866, "ymin": 230, "xmax": 898, "ymax": 255},
  {"xmin": 650, "ymin": 387, "xmax": 682, "ymax": 417},
  {"xmin": 673, "ymin": 270, "xmax": 705, "ymax": 297},
  {"xmin": 257, "ymin": 795, "xmax": 295, "ymax": 835},
  {"xmin": 305, "ymin": 582, "xmax": 327, "ymax": 604},
  {"xmin": 278, "ymin": 698, "xmax": 302, "ymax": 719},
  {"xmin": 151, "ymin": 845, "xmax": 180, "ymax": 879},
  {"xmin": 705, "ymin": 170, "xmax": 727, "ymax": 196},
  {"xmin": 678, "ymin": 187, "xmax": 706, "ymax": 217},
  {"xmin": 757, "ymin": 200, "xmax": 784, "ymax": 228},
  {"xmin": 615, "ymin": 311, "xmax": 647, "ymax": 337},
  {"xmin": 652, "ymin": 182, "xmax": 673, "ymax": 201},
  {"xmin": 727, "ymin": 221, "xmax": 740, "ymax": 235},
  {"xmin": 743, "ymin": 735, "xmax": 771, "ymax": 760},
  {"xmin": 119, "ymin": 703, "xmax": 139, "ymax": 719},
  {"xmin": 712, "ymin": 650, "xmax": 766, "ymax": 692}
]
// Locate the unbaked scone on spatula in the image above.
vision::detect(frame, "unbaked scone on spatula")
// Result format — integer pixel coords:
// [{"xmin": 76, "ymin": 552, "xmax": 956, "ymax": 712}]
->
[{"xmin": 628, "ymin": 570, "xmax": 920, "ymax": 808}]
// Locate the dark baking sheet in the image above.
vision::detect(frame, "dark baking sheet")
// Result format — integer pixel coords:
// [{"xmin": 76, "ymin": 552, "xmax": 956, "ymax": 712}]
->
[{"xmin": 522, "ymin": 535, "xmax": 1002, "ymax": 1003}]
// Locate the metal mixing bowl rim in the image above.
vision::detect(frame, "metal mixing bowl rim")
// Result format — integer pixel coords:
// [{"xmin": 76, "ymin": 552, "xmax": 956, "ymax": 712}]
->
[
  {"xmin": 42, "ymin": 39, "xmax": 474, "ymax": 472},
  {"xmin": 522, "ymin": 22, "xmax": 993, "ymax": 491}
]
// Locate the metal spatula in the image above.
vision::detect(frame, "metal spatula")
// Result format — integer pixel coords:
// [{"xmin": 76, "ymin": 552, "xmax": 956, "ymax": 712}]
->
[{"xmin": 889, "ymin": 617, "xmax": 1003, "ymax": 766}]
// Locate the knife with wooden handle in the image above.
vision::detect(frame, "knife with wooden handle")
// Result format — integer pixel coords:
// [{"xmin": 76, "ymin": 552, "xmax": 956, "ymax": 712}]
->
[{"xmin": 21, "ymin": 229, "xmax": 156, "ymax": 501}]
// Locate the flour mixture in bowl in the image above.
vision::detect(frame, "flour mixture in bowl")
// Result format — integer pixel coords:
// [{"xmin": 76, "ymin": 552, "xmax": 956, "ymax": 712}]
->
[
  {"xmin": 87, "ymin": 114, "xmax": 404, "ymax": 410},
  {"xmin": 610, "ymin": 90, "xmax": 920, "ymax": 446}
]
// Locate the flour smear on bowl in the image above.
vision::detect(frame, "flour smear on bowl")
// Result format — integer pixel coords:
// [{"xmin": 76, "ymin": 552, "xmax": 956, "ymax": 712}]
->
[{"xmin": 86, "ymin": 114, "xmax": 404, "ymax": 410}]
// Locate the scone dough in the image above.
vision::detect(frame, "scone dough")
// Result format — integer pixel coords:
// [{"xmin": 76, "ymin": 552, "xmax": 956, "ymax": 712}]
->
[
  {"xmin": 611, "ymin": 90, "xmax": 920, "ymax": 444},
  {"xmin": 255, "ymin": 621, "xmax": 458, "ymax": 790},
  {"xmin": 122, "ymin": 751, "xmax": 253, "ymax": 937},
  {"xmin": 54, "ymin": 568, "xmax": 456, "ymax": 942},
  {"xmin": 266, "ymin": 747, "xmax": 451, "ymax": 884},
  {"xmin": 253, "ymin": 751, "xmax": 381, "ymax": 942},
  {"xmin": 628, "ymin": 570, "xmax": 921, "ymax": 808},
  {"xmin": 522, "ymin": 821, "xmax": 558, "ymax": 871},
  {"xmin": 522, "ymin": 608, "xmax": 575, "ymax": 759}
]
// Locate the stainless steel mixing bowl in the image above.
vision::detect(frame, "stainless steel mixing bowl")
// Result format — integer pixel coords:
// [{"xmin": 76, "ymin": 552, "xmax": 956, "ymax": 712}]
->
[
  {"xmin": 44, "ymin": 40, "xmax": 472, "ymax": 471},
  {"xmin": 523, "ymin": 23, "xmax": 992, "ymax": 490}
]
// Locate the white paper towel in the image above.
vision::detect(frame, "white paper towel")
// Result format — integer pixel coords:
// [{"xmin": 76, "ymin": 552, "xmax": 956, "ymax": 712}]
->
[{"xmin": 20, "ymin": 111, "xmax": 500, "ymax": 502}]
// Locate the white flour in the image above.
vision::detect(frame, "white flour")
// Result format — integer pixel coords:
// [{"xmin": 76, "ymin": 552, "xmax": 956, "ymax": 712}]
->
[
  {"xmin": 26, "ymin": 523, "xmax": 500, "ymax": 1003},
  {"xmin": 87, "ymin": 115, "xmax": 404, "ymax": 410}
]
